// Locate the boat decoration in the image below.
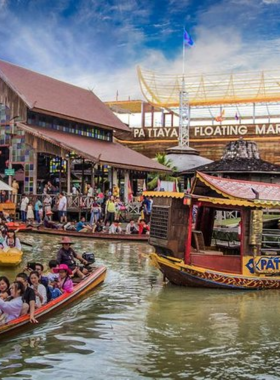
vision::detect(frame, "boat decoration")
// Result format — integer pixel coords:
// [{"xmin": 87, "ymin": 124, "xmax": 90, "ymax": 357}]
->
[
  {"xmin": 146, "ymin": 172, "xmax": 280, "ymax": 289},
  {"xmin": 0, "ymin": 248, "xmax": 23, "ymax": 267},
  {"xmin": 0, "ymin": 266, "xmax": 107, "ymax": 337}
]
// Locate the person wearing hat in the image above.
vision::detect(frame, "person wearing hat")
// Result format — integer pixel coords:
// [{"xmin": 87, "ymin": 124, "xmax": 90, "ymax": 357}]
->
[
  {"xmin": 57, "ymin": 237, "xmax": 88, "ymax": 279},
  {"xmin": 43, "ymin": 211, "xmax": 59, "ymax": 229},
  {"xmin": 53, "ymin": 264, "xmax": 74, "ymax": 293}
]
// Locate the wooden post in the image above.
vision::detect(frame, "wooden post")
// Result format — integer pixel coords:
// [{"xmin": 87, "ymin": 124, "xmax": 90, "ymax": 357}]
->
[
  {"xmin": 82, "ymin": 158, "xmax": 85, "ymax": 195},
  {"xmin": 33, "ymin": 137, "xmax": 38, "ymax": 194},
  {"xmin": 67, "ymin": 158, "xmax": 71, "ymax": 194},
  {"xmin": 91, "ymin": 165, "xmax": 95, "ymax": 193},
  {"xmin": 124, "ymin": 171, "xmax": 129, "ymax": 203}
]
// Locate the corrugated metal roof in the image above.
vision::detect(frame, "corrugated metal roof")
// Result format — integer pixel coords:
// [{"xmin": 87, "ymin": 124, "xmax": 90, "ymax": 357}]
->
[
  {"xmin": 0, "ymin": 60, "xmax": 129, "ymax": 132},
  {"xmin": 19, "ymin": 124, "xmax": 169, "ymax": 173}
]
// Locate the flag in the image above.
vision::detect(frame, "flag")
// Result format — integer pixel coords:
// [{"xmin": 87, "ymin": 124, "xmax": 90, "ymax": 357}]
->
[
  {"xmin": 143, "ymin": 179, "xmax": 147, "ymax": 192},
  {"xmin": 186, "ymin": 178, "xmax": 191, "ymax": 194},
  {"xmin": 128, "ymin": 180, "xmax": 133, "ymax": 203},
  {"xmin": 183, "ymin": 29, "xmax": 194, "ymax": 47},
  {"xmin": 215, "ymin": 109, "xmax": 225, "ymax": 122},
  {"xmin": 157, "ymin": 178, "xmax": 161, "ymax": 191}
]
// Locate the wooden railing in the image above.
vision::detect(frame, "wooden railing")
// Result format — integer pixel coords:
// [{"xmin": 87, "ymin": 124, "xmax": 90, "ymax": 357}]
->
[{"xmin": 15, "ymin": 194, "xmax": 143, "ymax": 215}]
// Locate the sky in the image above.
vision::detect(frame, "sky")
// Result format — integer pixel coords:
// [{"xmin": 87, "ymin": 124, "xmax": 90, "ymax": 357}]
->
[{"xmin": 1, "ymin": 0, "xmax": 280, "ymax": 101}]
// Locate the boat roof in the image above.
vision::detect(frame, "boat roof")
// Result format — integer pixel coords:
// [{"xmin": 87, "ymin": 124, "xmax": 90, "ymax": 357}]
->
[{"xmin": 145, "ymin": 172, "xmax": 280, "ymax": 207}]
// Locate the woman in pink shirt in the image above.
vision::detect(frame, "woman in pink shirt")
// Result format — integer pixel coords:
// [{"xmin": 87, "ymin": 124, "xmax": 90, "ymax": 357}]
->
[{"xmin": 53, "ymin": 264, "xmax": 74, "ymax": 293}]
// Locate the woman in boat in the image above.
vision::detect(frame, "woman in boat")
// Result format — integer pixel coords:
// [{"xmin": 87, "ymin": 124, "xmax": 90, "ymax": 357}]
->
[
  {"xmin": 53, "ymin": 264, "xmax": 74, "ymax": 293},
  {"xmin": 29, "ymin": 271, "xmax": 47, "ymax": 308},
  {"xmin": 3, "ymin": 230, "xmax": 22, "ymax": 250},
  {"xmin": 0, "ymin": 281, "xmax": 24, "ymax": 325},
  {"xmin": 138, "ymin": 219, "xmax": 150, "ymax": 235},
  {"xmin": 0, "ymin": 276, "xmax": 10, "ymax": 300}
]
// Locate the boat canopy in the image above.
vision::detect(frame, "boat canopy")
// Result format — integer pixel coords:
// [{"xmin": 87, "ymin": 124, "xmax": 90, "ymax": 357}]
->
[{"xmin": 145, "ymin": 172, "xmax": 280, "ymax": 207}]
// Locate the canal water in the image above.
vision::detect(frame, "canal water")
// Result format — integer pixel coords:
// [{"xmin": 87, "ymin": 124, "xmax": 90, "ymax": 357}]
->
[{"xmin": 1, "ymin": 234, "xmax": 280, "ymax": 379}]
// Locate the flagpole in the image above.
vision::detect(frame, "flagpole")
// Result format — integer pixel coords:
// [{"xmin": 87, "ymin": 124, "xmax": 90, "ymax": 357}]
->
[{"xmin": 182, "ymin": 28, "xmax": 185, "ymax": 76}]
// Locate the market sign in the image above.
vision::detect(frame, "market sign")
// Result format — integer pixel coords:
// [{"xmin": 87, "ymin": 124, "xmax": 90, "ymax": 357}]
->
[
  {"xmin": 245, "ymin": 256, "xmax": 280, "ymax": 275},
  {"xmin": 132, "ymin": 123, "xmax": 280, "ymax": 140},
  {"xmin": 5, "ymin": 168, "xmax": 15, "ymax": 176}
]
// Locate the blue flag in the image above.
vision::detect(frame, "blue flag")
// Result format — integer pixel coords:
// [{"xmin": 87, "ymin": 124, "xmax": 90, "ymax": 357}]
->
[{"xmin": 183, "ymin": 29, "xmax": 194, "ymax": 47}]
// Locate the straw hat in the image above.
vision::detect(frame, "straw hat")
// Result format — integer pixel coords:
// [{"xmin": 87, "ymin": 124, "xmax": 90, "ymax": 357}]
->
[
  {"xmin": 60, "ymin": 236, "xmax": 73, "ymax": 245},
  {"xmin": 53, "ymin": 264, "xmax": 72, "ymax": 275}
]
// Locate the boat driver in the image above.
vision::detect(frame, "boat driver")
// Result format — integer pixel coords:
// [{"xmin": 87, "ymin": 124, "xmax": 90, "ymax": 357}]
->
[{"xmin": 56, "ymin": 237, "xmax": 88, "ymax": 279}]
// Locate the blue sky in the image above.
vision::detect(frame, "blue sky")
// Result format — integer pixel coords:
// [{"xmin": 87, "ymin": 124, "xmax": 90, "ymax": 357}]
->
[{"xmin": 1, "ymin": 0, "xmax": 280, "ymax": 100}]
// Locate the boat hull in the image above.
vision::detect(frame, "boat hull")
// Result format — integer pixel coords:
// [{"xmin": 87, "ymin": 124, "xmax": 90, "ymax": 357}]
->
[
  {"xmin": 0, "ymin": 266, "xmax": 107, "ymax": 337},
  {"xmin": 150, "ymin": 253, "xmax": 280, "ymax": 290},
  {"xmin": 0, "ymin": 249, "xmax": 23, "ymax": 267},
  {"xmin": 30, "ymin": 227, "xmax": 149, "ymax": 241}
]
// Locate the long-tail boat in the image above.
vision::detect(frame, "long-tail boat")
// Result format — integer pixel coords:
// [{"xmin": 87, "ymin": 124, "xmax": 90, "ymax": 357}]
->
[
  {"xmin": 0, "ymin": 266, "xmax": 106, "ymax": 338},
  {"xmin": 30, "ymin": 226, "xmax": 149, "ymax": 241},
  {"xmin": 0, "ymin": 248, "xmax": 23, "ymax": 267},
  {"xmin": 148, "ymin": 172, "xmax": 280, "ymax": 290}
]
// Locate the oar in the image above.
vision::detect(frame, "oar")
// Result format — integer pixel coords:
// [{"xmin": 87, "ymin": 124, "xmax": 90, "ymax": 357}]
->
[{"xmin": 21, "ymin": 241, "xmax": 33, "ymax": 247}]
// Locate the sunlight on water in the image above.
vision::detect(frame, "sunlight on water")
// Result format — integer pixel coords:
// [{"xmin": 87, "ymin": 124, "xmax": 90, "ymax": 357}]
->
[{"xmin": 1, "ymin": 234, "xmax": 280, "ymax": 379}]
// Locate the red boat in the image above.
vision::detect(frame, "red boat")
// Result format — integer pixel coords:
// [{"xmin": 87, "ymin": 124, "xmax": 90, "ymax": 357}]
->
[
  {"xmin": 5, "ymin": 222, "xmax": 32, "ymax": 231},
  {"xmin": 0, "ymin": 266, "xmax": 106, "ymax": 338}
]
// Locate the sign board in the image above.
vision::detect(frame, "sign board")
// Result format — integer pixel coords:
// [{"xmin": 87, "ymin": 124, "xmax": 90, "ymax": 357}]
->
[
  {"xmin": 5, "ymin": 169, "xmax": 15, "ymax": 176},
  {"xmin": 244, "ymin": 256, "xmax": 280, "ymax": 275}
]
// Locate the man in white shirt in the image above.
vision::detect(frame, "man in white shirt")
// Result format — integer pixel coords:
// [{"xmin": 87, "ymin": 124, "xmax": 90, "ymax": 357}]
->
[
  {"xmin": 57, "ymin": 192, "xmax": 67, "ymax": 223},
  {"xmin": 20, "ymin": 194, "xmax": 29, "ymax": 223},
  {"xmin": 87, "ymin": 184, "xmax": 94, "ymax": 197}
]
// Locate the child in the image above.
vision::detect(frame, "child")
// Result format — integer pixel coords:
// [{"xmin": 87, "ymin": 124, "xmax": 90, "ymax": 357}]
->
[
  {"xmin": 27, "ymin": 202, "xmax": 35, "ymax": 224},
  {"xmin": 53, "ymin": 264, "xmax": 74, "ymax": 293},
  {"xmin": 47, "ymin": 260, "xmax": 62, "ymax": 300}
]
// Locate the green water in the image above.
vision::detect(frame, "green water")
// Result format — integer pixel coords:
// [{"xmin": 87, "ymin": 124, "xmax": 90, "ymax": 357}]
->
[{"xmin": 0, "ymin": 234, "xmax": 280, "ymax": 379}]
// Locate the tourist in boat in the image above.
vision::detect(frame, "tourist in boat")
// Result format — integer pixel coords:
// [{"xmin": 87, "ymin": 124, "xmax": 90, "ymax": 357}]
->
[
  {"xmin": 0, "ymin": 281, "xmax": 24, "ymax": 325},
  {"xmin": 109, "ymin": 220, "xmax": 122, "ymax": 234},
  {"xmin": 90, "ymin": 197, "xmax": 101, "ymax": 226},
  {"xmin": 53, "ymin": 264, "xmax": 74, "ymax": 293},
  {"xmin": 3, "ymin": 230, "xmax": 22, "ymax": 250},
  {"xmin": 46, "ymin": 260, "xmax": 62, "ymax": 299},
  {"xmin": 57, "ymin": 192, "xmax": 67, "ymax": 223},
  {"xmin": 20, "ymin": 194, "xmax": 29, "ymax": 223},
  {"xmin": 125, "ymin": 219, "xmax": 139, "ymax": 235},
  {"xmin": 29, "ymin": 271, "xmax": 47, "ymax": 308},
  {"xmin": 63, "ymin": 220, "xmax": 77, "ymax": 231},
  {"xmin": 15, "ymin": 273, "xmax": 38, "ymax": 324},
  {"xmin": 57, "ymin": 237, "xmax": 88, "ymax": 279},
  {"xmin": 43, "ymin": 211, "xmax": 59, "ymax": 229},
  {"xmin": 92, "ymin": 219, "xmax": 104, "ymax": 233},
  {"xmin": 76, "ymin": 216, "xmax": 94, "ymax": 233},
  {"xmin": 33, "ymin": 263, "xmax": 51, "ymax": 302},
  {"xmin": 105, "ymin": 196, "xmax": 116, "ymax": 225},
  {"xmin": 0, "ymin": 276, "xmax": 10, "ymax": 300},
  {"xmin": 138, "ymin": 219, "xmax": 150, "ymax": 235}
]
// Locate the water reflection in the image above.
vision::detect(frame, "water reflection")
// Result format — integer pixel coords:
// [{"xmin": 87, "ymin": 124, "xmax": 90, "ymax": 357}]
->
[{"xmin": 2, "ymin": 234, "xmax": 280, "ymax": 379}]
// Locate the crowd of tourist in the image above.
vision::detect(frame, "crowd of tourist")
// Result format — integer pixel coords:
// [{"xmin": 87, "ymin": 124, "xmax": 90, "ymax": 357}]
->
[
  {"xmin": 0, "ymin": 237, "xmax": 93, "ymax": 325},
  {"xmin": 18, "ymin": 182, "xmax": 153, "ymax": 235}
]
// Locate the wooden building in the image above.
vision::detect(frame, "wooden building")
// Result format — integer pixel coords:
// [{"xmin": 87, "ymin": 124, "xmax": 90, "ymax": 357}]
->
[{"xmin": 0, "ymin": 60, "xmax": 168, "ymax": 199}]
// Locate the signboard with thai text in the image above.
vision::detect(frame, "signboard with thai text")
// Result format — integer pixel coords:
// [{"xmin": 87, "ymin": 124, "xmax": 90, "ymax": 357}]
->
[{"xmin": 5, "ymin": 169, "xmax": 15, "ymax": 176}]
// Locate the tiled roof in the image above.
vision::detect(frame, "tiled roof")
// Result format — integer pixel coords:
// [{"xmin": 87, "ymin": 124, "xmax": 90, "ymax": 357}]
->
[
  {"xmin": 197, "ymin": 172, "xmax": 280, "ymax": 201},
  {"xmin": 19, "ymin": 124, "xmax": 169, "ymax": 173},
  {"xmin": 0, "ymin": 60, "xmax": 129, "ymax": 132}
]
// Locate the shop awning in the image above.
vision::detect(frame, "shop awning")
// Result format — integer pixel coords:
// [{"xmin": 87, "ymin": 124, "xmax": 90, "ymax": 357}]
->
[{"xmin": 18, "ymin": 123, "xmax": 170, "ymax": 173}]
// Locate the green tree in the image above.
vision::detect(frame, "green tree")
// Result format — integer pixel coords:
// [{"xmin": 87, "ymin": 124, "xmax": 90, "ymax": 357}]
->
[{"xmin": 148, "ymin": 153, "xmax": 178, "ymax": 190}]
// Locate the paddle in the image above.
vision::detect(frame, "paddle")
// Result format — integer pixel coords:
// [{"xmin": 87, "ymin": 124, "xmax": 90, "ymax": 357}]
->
[{"xmin": 21, "ymin": 241, "xmax": 33, "ymax": 247}]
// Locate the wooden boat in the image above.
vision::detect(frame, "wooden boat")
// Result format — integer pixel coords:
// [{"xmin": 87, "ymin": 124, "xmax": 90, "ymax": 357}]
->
[
  {"xmin": 0, "ymin": 248, "xmax": 23, "ymax": 267},
  {"xmin": 30, "ymin": 226, "xmax": 149, "ymax": 241},
  {"xmin": 0, "ymin": 266, "xmax": 107, "ymax": 338},
  {"xmin": 146, "ymin": 172, "xmax": 280, "ymax": 290}
]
